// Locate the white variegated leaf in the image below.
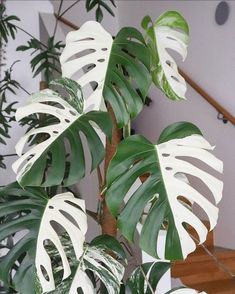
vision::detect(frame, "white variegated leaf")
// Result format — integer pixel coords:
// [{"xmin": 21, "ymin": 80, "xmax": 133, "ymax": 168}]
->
[
  {"xmin": 84, "ymin": 246, "xmax": 124, "ymax": 294},
  {"xmin": 155, "ymin": 134, "xmax": 223, "ymax": 258},
  {"xmin": 36, "ymin": 192, "xmax": 87, "ymax": 292},
  {"xmin": 106, "ymin": 122, "xmax": 223, "ymax": 260},
  {"xmin": 60, "ymin": 21, "xmax": 112, "ymax": 113},
  {"xmin": 55, "ymin": 246, "xmax": 124, "ymax": 294},
  {"xmin": 12, "ymin": 89, "xmax": 81, "ymax": 184},
  {"xmin": 142, "ymin": 11, "xmax": 189, "ymax": 100},
  {"xmin": 12, "ymin": 88, "xmax": 112, "ymax": 187},
  {"xmin": 60, "ymin": 21, "xmax": 151, "ymax": 127},
  {"xmin": 0, "ymin": 184, "xmax": 88, "ymax": 293}
]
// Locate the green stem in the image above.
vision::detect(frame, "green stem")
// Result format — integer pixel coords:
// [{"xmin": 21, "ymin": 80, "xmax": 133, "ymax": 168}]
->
[
  {"xmin": 53, "ymin": 0, "xmax": 64, "ymax": 38},
  {"xmin": 59, "ymin": 0, "xmax": 81, "ymax": 18},
  {"xmin": 15, "ymin": 25, "xmax": 48, "ymax": 49},
  {"xmin": 17, "ymin": 84, "xmax": 30, "ymax": 95},
  {"xmin": 1, "ymin": 153, "xmax": 17, "ymax": 158},
  {"xmin": 123, "ymin": 121, "xmax": 131, "ymax": 138}
]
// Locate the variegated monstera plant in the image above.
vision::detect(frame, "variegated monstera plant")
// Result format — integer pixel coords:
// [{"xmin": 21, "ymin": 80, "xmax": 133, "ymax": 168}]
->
[{"xmin": 0, "ymin": 11, "xmax": 222, "ymax": 294}]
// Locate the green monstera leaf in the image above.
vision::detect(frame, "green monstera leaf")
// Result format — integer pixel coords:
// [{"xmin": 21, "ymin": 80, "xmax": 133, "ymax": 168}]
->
[
  {"xmin": 60, "ymin": 21, "xmax": 151, "ymax": 127},
  {"xmin": 106, "ymin": 122, "xmax": 223, "ymax": 260},
  {"xmin": 0, "ymin": 183, "xmax": 87, "ymax": 293},
  {"xmin": 12, "ymin": 86, "xmax": 112, "ymax": 187},
  {"xmin": 142, "ymin": 11, "xmax": 189, "ymax": 100},
  {"xmin": 127, "ymin": 261, "xmax": 206, "ymax": 294}
]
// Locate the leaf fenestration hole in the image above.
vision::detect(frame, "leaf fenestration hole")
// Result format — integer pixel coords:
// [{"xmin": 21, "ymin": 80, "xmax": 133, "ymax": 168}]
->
[
  {"xmin": 165, "ymin": 167, "xmax": 173, "ymax": 171},
  {"xmin": 49, "ymin": 205, "xmax": 54, "ymax": 209},
  {"xmin": 167, "ymin": 36, "xmax": 177, "ymax": 41},
  {"xmin": 101, "ymin": 48, "xmax": 108, "ymax": 51},
  {"xmin": 162, "ymin": 153, "xmax": 170, "ymax": 157},
  {"xmin": 59, "ymin": 209, "xmax": 81, "ymax": 232},
  {"xmin": 69, "ymin": 110, "xmax": 77, "ymax": 116},
  {"xmin": 77, "ymin": 287, "xmax": 84, "ymax": 294},
  {"xmin": 53, "ymin": 131, "xmax": 59, "ymax": 134},
  {"xmin": 97, "ymin": 58, "xmax": 105, "ymax": 63},
  {"xmin": 65, "ymin": 200, "xmax": 84, "ymax": 212},
  {"xmin": 65, "ymin": 119, "xmax": 70, "ymax": 123},
  {"xmin": 171, "ymin": 75, "xmax": 180, "ymax": 82},
  {"xmin": 76, "ymin": 37, "xmax": 94, "ymax": 42},
  {"xmin": 166, "ymin": 60, "xmax": 172, "ymax": 66},
  {"xmin": 40, "ymin": 265, "xmax": 50, "ymax": 281}
]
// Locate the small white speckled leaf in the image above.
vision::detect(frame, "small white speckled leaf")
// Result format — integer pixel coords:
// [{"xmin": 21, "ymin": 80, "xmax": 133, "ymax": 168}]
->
[
  {"xmin": 143, "ymin": 11, "xmax": 189, "ymax": 100},
  {"xmin": 68, "ymin": 246, "xmax": 124, "ymax": 294},
  {"xmin": 156, "ymin": 134, "xmax": 223, "ymax": 258},
  {"xmin": 36, "ymin": 192, "xmax": 87, "ymax": 293}
]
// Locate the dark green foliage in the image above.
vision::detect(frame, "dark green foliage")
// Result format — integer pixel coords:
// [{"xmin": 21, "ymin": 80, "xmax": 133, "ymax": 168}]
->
[
  {"xmin": 106, "ymin": 122, "xmax": 202, "ymax": 260},
  {"xmin": 15, "ymin": 82, "xmax": 113, "ymax": 188},
  {"xmin": 90, "ymin": 234, "xmax": 126, "ymax": 261},
  {"xmin": 0, "ymin": 182, "xmax": 48, "ymax": 293},
  {"xmin": 85, "ymin": 0, "xmax": 116, "ymax": 22},
  {"xmin": 103, "ymin": 27, "xmax": 151, "ymax": 128},
  {"xmin": 0, "ymin": 64, "xmax": 20, "ymax": 168},
  {"xmin": 0, "ymin": 4, "xmax": 20, "ymax": 43},
  {"xmin": 17, "ymin": 37, "xmax": 64, "ymax": 84},
  {"xmin": 127, "ymin": 262, "xmax": 171, "ymax": 294}
]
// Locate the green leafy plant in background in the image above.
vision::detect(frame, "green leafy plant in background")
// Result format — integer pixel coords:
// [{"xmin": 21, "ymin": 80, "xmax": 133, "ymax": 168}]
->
[
  {"xmin": 0, "ymin": 2, "xmax": 223, "ymax": 294},
  {"xmin": 0, "ymin": 63, "xmax": 20, "ymax": 169},
  {"xmin": 0, "ymin": 4, "xmax": 19, "ymax": 43},
  {"xmin": 17, "ymin": 37, "xmax": 64, "ymax": 85},
  {"xmin": 86, "ymin": 0, "xmax": 116, "ymax": 22}
]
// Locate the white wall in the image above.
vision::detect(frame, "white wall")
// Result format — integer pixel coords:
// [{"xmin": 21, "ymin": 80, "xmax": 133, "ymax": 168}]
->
[{"xmin": 117, "ymin": 0, "xmax": 235, "ymax": 249}]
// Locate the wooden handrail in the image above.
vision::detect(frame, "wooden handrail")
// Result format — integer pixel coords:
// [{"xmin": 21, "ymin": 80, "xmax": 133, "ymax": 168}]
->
[
  {"xmin": 55, "ymin": 14, "xmax": 235, "ymax": 126},
  {"xmin": 179, "ymin": 69, "xmax": 235, "ymax": 125},
  {"xmin": 54, "ymin": 13, "xmax": 79, "ymax": 30}
]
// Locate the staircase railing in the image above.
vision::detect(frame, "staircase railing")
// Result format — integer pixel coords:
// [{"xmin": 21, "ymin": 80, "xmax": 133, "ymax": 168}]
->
[{"xmin": 179, "ymin": 69, "xmax": 235, "ymax": 125}]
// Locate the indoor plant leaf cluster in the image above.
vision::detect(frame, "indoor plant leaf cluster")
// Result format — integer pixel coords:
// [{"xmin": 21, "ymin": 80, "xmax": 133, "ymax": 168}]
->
[
  {"xmin": 0, "ymin": 64, "xmax": 20, "ymax": 169},
  {"xmin": 0, "ymin": 8, "xmax": 223, "ymax": 294},
  {"xmin": 17, "ymin": 37, "xmax": 64, "ymax": 85},
  {"xmin": 86, "ymin": 0, "xmax": 116, "ymax": 22},
  {"xmin": 0, "ymin": 4, "xmax": 19, "ymax": 43}
]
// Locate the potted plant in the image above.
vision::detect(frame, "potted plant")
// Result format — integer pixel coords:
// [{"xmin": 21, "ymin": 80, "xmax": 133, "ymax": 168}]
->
[{"xmin": 0, "ymin": 8, "xmax": 222, "ymax": 294}]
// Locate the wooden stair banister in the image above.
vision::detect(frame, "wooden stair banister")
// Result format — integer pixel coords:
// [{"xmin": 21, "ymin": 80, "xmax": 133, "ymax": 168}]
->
[
  {"xmin": 54, "ymin": 13, "xmax": 79, "ymax": 30},
  {"xmin": 172, "ymin": 222, "xmax": 235, "ymax": 294},
  {"xmin": 179, "ymin": 69, "xmax": 235, "ymax": 126}
]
